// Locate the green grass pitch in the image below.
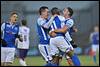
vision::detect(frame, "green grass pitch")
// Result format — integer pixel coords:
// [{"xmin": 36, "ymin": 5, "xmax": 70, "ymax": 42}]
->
[{"xmin": 12, "ymin": 54, "xmax": 99, "ymax": 66}]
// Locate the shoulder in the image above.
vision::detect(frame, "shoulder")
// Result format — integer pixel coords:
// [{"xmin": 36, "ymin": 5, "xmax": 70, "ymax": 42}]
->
[
  {"xmin": 69, "ymin": 18, "xmax": 74, "ymax": 22},
  {"xmin": 37, "ymin": 17, "xmax": 46, "ymax": 25},
  {"xmin": 15, "ymin": 23, "xmax": 20, "ymax": 27},
  {"xmin": 26, "ymin": 27, "xmax": 30, "ymax": 31},
  {"xmin": 37, "ymin": 17, "xmax": 44, "ymax": 22},
  {"xmin": 1, "ymin": 22, "xmax": 6, "ymax": 26},
  {"xmin": 65, "ymin": 18, "xmax": 74, "ymax": 26},
  {"xmin": 24, "ymin": 26, "xmax": 30, "ymax": 32},
  {"xmin": 90, "ymin": 32, "xmax": 95, "ymax": 36},
  {"xmin": 1, "ymin": 21, "xmax": 9, "ymax": 29},
  {"xmin": 67, "ymin": 18, "xmax": 74, "ymax": 23},
  {"xmin": 58, "ymin": 16, "xmax": 65, "ymax": 21}
]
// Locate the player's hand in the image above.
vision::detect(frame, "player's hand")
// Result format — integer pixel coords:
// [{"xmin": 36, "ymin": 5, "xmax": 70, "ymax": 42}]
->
[
  {"xmin": 73, "ymin": 26, "xmax": 78, "ymax": 32},
  {"xmin": 49, "ymin": 31, "xmax": 56, "ymax": 37},
  {"xmin": 19, "ymin": 37, "xmax": 23, "ymax": 42},
  {"xmin": 1, "ymin": 39, "xmax": 7, "ymax": 47},
  {"xmin": 54, "ymin": 29, "xmax": 58, "ymax": 32},
  {"xmin": 74, "ymin": 28, "xmax": 78, "ymax": 32},
  {"xmin": 15, "ymin": 34, "xmax": 23, "ymax": 42}
]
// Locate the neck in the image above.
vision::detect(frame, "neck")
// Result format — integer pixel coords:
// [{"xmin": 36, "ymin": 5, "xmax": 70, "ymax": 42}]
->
[{"xmin": 9, "ymin": 20, "xmax": 14, "ymax": 25}]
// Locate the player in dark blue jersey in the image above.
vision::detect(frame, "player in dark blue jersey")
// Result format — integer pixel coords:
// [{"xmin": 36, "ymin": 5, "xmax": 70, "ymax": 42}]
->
[
  {"xmin": 1, "ymin": 12, "xmax": 21, "ymax": 66},
  {"xmin": 37, "ymin": 6, "xmax": 57, "ymax": 66}
]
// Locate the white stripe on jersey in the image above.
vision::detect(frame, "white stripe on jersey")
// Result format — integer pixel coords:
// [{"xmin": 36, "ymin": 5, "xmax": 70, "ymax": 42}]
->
[
  {"xmin": 1, "ymin": 23, "xmax": 5, "ymax": 39},
  {"xmin": 41, "ymin": 27, "xmax": 47, "ymax": 40},
  {"xmin": 53, "ymin": 21, "xmax": 57, "ymax": 29}
]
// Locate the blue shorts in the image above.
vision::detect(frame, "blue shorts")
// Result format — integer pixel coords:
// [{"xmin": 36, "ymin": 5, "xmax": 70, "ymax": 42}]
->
[{"xmin": 18, "ymin": 49, "xmax": 28, "ymax": 58}]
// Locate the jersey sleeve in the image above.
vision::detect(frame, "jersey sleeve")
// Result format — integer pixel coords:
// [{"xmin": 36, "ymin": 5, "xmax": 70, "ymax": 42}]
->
[
  {"xmin": 37, "ymin": 16, "xmax": 55, "ymax": 29},
  {"xmin": 1, "ymin": 23, "xmax": 5, "ymax": 32},
  {"xmin": 65, "ymin": 19, "xmax": 74, "ymax": 28},
  {"xmin": 18, "ymin": 27, "xmax": 22, "ymax": 35},
  {"xmin": 90, "ymin": 33, "xmax": 93, "ymax": 43},
  {"xmin": 59, "ymin": 16, "xmax": 65, "ymax": 22},
  {"xmin": 37, "ymin": 18, "xmax": 46, "ymax": 26}
]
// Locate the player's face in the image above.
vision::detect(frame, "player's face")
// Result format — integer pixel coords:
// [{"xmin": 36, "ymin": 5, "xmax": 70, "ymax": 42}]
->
[
  {"xmin": 42, "ymin": 9, "xmax": 49, "ymax": 19},
  {"xmin": 10, "ymin": 14, "xmax": 18, "ymax": 23},
  {"xmin": 94, "ymin": 26, "xmax": 99, "ymax": 32},
  {"xmin": 63, "ymin": 8, "xmax": 70, "ymax": 16}
]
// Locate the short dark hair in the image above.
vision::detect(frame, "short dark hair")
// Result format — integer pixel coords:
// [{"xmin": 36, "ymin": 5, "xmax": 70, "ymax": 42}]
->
[
  {"xmin": 21, "ymin": 19, "xmax": 27, "ymax": 26},
  {"xmin": 10, "ymin": 11, "xmax": 18, "ymax": 17},
  {"xmin": 51, "ymin": 7, "xmax": 60, "ymax": 15},
  {"xmin": 67, "ymin": 7, "xmax": 73, "ymax": 17},
  {"xmin": 39, "ymin": 6, "xmax": 48, "ymax": 15}
]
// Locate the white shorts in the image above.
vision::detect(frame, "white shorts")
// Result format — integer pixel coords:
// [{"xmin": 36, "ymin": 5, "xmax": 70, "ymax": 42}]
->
[
  {"xmin": 1, "ymin": 47, "xmax": 15, "ymax": 63},
  {"xmin": 92, "ymin": 44, "xmax": 99, "ymax": 52},
  {"xmin": 50, "ymin": 36, "xmax": 73, "ymax": 56},
  {"xmin": 38, "ymin": 44, "xmax": 52, "ymax": 62}
]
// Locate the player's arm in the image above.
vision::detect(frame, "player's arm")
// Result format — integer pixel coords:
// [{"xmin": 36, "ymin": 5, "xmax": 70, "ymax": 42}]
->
[
  {"xmin": 1, "ymin": 23, "xmax": 5, "ymax": 36},
  {"xmin": 73, "ymin": 26, "xmax": 78, "ymax": 32},
  {"xmin": 49, "ymin": 31, "xmax": 57, "ymax": 37},
  {"xmin": 54, "ymin": 19, "xmax": 74, "ymax": 33},
  {"xmin": 15, "ymin": 27, "xmax": 23, "ymax": 42},
  {"xmin": 54, "ymin": 25, "xmax": 68, "ymax": 33},
  {"xmin": 1, "ymin": 23, "xmax": 8, "ymax": 46},
  {"xmin": 38, "ymin": 15, "xmax": 56, "ymax": 29},
  {"xmin": 15, "ymin": 34, "xmax": 23, "ymax": 42},
  {"xmin": 71, "ymin": 26, "xmax": 78, "ymax": 33},
  {"xmin": 43, "ymin": 16, "xmax": 56, "ymax": 29}
]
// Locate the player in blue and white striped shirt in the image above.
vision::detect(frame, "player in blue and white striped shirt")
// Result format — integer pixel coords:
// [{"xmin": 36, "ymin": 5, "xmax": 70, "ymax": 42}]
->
[
  {"xmin": 37, "ymin": 6, "xmax": 57, "ymax": 66},
  {"xmin": 63, "ymin": 7, "xmax": 78, "ymax": 66},
  {"xmin": 49, "ymin": 7, "xmax": 81, "ymax": 66}
]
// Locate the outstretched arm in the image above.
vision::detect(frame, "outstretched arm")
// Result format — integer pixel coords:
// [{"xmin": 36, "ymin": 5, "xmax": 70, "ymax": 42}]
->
[{"xmin": 43, "ymin": 16, "xmax": 56, "ymax": 29}]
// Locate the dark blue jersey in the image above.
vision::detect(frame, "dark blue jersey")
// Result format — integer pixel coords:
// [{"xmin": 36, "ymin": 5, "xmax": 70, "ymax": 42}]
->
[{"xmin": 1, "ymin": 22, "xmax": 19, "ymax": 47}]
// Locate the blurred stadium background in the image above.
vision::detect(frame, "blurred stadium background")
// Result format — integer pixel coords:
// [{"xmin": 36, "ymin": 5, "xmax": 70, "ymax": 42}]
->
[{"xmin": 1, "ymin": 1, "xmax": 99, "ymax": 66}]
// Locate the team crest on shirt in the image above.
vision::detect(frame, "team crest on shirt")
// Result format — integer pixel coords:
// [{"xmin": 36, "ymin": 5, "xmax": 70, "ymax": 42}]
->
[{"xmin": 14, "ymin": 27, "xmax": 18, "ymax": 31}]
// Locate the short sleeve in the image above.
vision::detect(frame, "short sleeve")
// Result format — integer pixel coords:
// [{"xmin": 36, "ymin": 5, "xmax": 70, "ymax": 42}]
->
[
  {"xmin": 1, "ymin": 23, "xmax": 5, "ymax": 32},
  {"xmin": 18, "ymin": 27, "xmax": 22, "ymax": 35},
  {"xmin": 58, "ymin": 16, "xmax": 65, "ymax": 22},
  {"xmin": 65, "ymin": 19, "xmax": 74, "ymax": 28},
  {"xmin": 37, "ymin": 18, "xmax": 46, "ymax": 26}
]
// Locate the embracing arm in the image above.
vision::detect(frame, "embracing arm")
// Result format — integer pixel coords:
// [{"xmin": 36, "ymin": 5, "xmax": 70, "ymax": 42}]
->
[{"xmin": 54, "ymin": 25, "xmax": 68, "ymax": 33}]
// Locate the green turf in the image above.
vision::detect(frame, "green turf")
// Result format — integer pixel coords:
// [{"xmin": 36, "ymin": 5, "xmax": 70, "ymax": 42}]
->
[{"xmin": 12, "ymin": 55, "xmax": 99, "ymax": 66}]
